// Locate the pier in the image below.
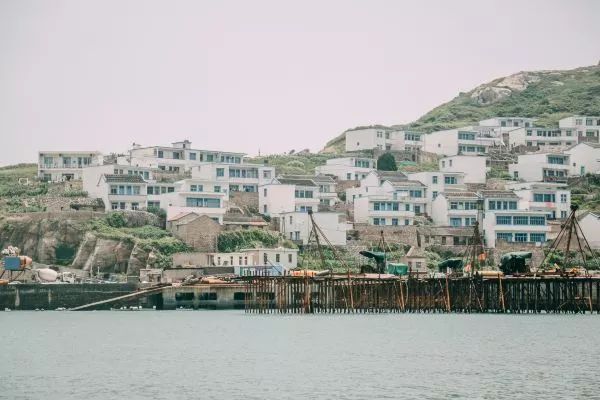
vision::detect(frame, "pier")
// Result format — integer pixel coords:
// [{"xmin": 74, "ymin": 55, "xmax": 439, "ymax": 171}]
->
[{"xmin": 243, "ymin": 275, "xmax": 600, "ymax": 314}]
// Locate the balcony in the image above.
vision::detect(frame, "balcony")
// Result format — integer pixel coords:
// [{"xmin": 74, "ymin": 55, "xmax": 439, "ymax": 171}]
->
[{"xmin": 40, "ymin": 164, "xmax": 95, "ymax": 169}]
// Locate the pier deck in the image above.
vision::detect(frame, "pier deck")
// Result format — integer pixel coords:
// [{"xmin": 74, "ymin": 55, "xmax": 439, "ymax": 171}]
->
[{"xmin": 243, "ymin": 275, "xmax": 600, "ymax": 314}]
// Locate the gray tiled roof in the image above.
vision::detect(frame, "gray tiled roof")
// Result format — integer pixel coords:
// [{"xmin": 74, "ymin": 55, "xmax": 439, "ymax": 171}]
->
[{"xmin": 104, "ymin": 174, "xmax": 146, "ymax": 183}]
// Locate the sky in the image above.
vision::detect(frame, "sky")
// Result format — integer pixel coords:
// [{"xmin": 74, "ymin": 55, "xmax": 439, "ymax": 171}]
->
[{"xmin": 0, "ymin": 0, "xmax": 599, "ymax": 166}]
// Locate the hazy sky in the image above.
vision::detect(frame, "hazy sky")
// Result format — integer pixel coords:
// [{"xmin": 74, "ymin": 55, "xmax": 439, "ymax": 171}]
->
[{"xmin": 1, "ymin": 0, "xmax": 599, "ymax": 165}]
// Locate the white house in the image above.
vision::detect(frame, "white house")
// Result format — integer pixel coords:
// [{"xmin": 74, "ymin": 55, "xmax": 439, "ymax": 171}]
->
[
  {"xmin": 259, "ymin": 176, "xmax": 321, "ymax": 217},
  {"xmin": 345, "ymin": 170, "xmax": 408, "ymax": 204},
  {"xmin": 38, "ymin": 151, "xmax": 103, "ymax": 182},
  {"xmin": 422, "ymin": 128, "xmax": 503, "ymax": 156},
  {"xmin": 577, "ymin": 212, "xmax": 600, "ymax": 249},
  {"xmin": 280, "ymin": 211, "xmax": 348, "ymax": 246},
  {"xmin": 505, "ymin": 182, "xmax": 571, "ymax": 220},
  {"xmin": 559, "ymin": 116, "xmax": 600, "ymax": 144},
  {"xmin": 479, "ymin": 117, "xmax": 536, "ymax": 129},
  {"xmin": 508, "ymin": 127, "xmax": 577, "ymax": 149},
  {"xmin": 83, "ymin": 164, "xmax": 155, "ymax": 211},
  {"xmin": 345, "ymin": 128, "xmax": 404, "ymax": 152},
  {"xmin": 162, "ymin": 179, "xmax": 229, "ymax": 223},
  {"xmin": 190, "ymin": 162, "xmax": 275, "ymax": 193},
  {"xmin": 401, "ymin": 131, "xmax": 424, "ymax": 152},
  {"xmin": 127, "ymin": 140, "xmax": 246, "ymax": 173},
  {"xmin": 563, "ymin": 142, "xmax": 600, "ymax": 176},
  {"xmin": 241, "ymin": 247, "xmax": 298, "ymax": 271},
  {"xmin": 439, "ymin": 155, "xmax": 487, "ymax": 184},
  {"xmin": 508, "ymin": 153, "xmax": 570, "ymax": 182},
  {"xmin": 407, "ymin": 171, "xmax": 466, "ymax": 212},
  {"xmin": 352, "ymin": 179, "xmax": 426, "ymax": 226},
  {"xmin": 315, "ymin": 157, "xmax": 376, "ymax": 181},
  {"xmin": 482, "ymin": 210, "xmax": 550, "ymax": 248},
  {"xmin": 431, "ymin": 192, "xmax": 481, "ymax": 227}
]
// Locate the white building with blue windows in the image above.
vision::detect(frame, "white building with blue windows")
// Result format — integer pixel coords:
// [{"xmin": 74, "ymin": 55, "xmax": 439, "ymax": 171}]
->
[
  {"xmin": 38, "ymin": 150, "xmax": 103, "ymax": 182},
  {"xmin": 431, "ymin": 192, "xmax": 481, "ymax": 227},
  {"xmin": 422, "ymin": 128, "xmax": 503, "ymax": 156},
  {"xmin": 126, "ymin": 140, "xmax": 246, "ymax": 173},
  {"xmin": 315, "ymin": 157, "xmax": 376, "ymax": 181},
  {"xmin": 509, "ymin": 153, "xmax": 571, "ymax": 182},
  {"xmin": 482, "ymin": 210, "xmax": 550, "ymax": 248},
  {"xmin": 506, "ymin": 182, "xmax": 571, "ymax": 220},
  {"xmin": 352, "ymin": 179, "xmax": 427, "ymax": 226}
]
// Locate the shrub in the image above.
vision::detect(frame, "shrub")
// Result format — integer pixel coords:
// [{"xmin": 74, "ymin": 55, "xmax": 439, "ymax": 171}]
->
[
  {"xmin": 377, "ymin": 153, "xmax": 398, "ymax": 171},
  {"xmin": 105, "ymin": 212, "xmax": 127, "ymax": 228},
  {"xmin": 217, "ymin": 229, "xmax": 279, "ymax": 252}
]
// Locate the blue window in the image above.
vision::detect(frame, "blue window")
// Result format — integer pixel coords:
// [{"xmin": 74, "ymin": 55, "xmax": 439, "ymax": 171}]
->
[
  {"xmin": 186, "ymin": 198, "xmax": 221, "ymax": 208},
  {"xmin": 445, "ymin": 176, "xmax": 457, "ymax": 185},
  {"xmin": 530, "ymin": 233, "xmax": 546, "ymax": 243},
  {"xmin": 391, "ymin": 218, "xmax": 398, "ymax": 226},
  {"xmin": 450, "ymin": 218, "xmax": 462, "ymax": 227},
  {"xmin": 496, "ymin": 216, "xmax": 512, "ymax": 225},
  {"xmin": 513, "ymin": 216, "xmax": 529, "ymax": 225},
  {"xmin": 514, "ymin": 233, "xmax": 528, "ymax": 242},
  {"xmin": 529, "ymin": 216, "xmax": 545, "ymax": 226},
  {"xmin": 216, "ymin": 168, "xmax": 224, "ymax": 177},
  {"xmin": 189, "ymin": 152, "xmax": 196, "ymax": 160}
]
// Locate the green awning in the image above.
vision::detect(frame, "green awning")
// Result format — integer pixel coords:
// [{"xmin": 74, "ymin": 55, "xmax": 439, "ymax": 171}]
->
[{"xmin": 438, "ymin": 258, "xmax": 463, "ymax": 271}]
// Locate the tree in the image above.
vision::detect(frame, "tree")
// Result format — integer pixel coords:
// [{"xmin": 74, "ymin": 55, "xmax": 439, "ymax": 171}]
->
[{"xmin": 377, "ymin": 153, "xmax": 398, "ymax": 171}]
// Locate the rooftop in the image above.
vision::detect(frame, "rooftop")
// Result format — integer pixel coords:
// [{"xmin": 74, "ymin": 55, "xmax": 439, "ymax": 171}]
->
[
  {"xmin": 441, "ymin": 191, "xmax": 479, "ymax": 199},
  {"xmin": 103, "ymin": 174, "xmax": 146, "ymax": 183},
  {"xmin": 479, "ymin": 190, "xmax": 518, "ymax": 199}
]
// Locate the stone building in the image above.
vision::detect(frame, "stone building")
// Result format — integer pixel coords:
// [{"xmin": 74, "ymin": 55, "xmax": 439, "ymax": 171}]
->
[{"xmin": 166, "ymin": 212, "xmax": 221, "ymax": 251}]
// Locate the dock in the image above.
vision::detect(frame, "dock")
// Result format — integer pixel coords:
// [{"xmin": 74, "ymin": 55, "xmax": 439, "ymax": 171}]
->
[{"xmin": 242, "ymin": 275, "xmax": 600, "ymax": 314}]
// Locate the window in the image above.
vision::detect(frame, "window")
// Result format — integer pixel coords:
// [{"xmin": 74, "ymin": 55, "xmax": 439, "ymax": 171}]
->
[
  {"xmin": 496, "ymin": 216, "xmax": 512, "ymax": 225},
  {"xmin": 119, "ymin": 202, "xmax": 126, "ymax": 210},
  {"xmin": 514, "ymin": 233, "xmax": 528, "ymax": 242},
  {"xmin": 167, "ymin": 187, "xmax": 174, "ymax": 193},
  {"xmin": 560, "ymin": 194, "xmax": 567, "ymax": 203},
  {"xmin": 526, "ymin": 130, "xmax": 532, "ymax": 136},
  {"xmin": 289, "ymin": 216, "xmax": 293, "ymax": 224},
  {"xmin": 206, "ymin": 154, "xmax": 214, "ymax": 162},
  {"xmin": 373, "ymin": 218, "xmax": 385, "ymax": 225},
  {"xmin": 214, "ymin": 186, "xmax": 221, "ymax": 193},
  {"xmin": 432, "ymin": 176, "xmax": 438, "ymax": 184},
  {"xmin": 216, "ymin": 168, "xmax": 224, "ymax": 177},
  {"xmin": 189, "ymin": 152, "xmax": 196, "ymax": 160},
  {"xmin": 392, "ymin": 218, "xmax": 398, "ymax": 226},
  {"xmin": 405, "ymin": 219, "xmax": 410, "ymax": 226},
  {"xmin": 464, "ymin": 217, "xmax": 476, "ymax": 226},
  {"xmin": 157, "ymin": 150, "xmax": 163, "ymax": 158},
  {"xmin": 513, "ymin": 216, "xmax": 528, "ymax": 225},
  {"xmin": 444, "ymin": 176, "xmax": 457, "ymax": 185},
  {"xmin": 529, "ymin": 216, "xmax": 545, "ymax": 225},
  {"xmin": 276, "ymin": 254, "xmax": 280, "ymax": 263},
  {"xmin": 561, "ymin": 211, "xmax": 567, "ymax": 219},
  {"xmin": 263, "ymin": 188, "xmax": 268, "ymax": 197},
  {"xmin": 111, "ymin": 202, "xmax": 118, "ymax": 210},
  {"xmin": 450, "ymin": 218, "xmax": 462, "ymax": 227},
  {"xmin": 110, "ymin": 186, "xmax": 118, "ymax": 195},
  {"xmin": 131, "ymin": 202, "xmax": 139, "ymax": 210},
  {"xmin": 534, "ymin": 193, "xmax": 555, "ymax": 203},
  {"xmin": 347, "ymin": 173, "xmax": 352, "ymax": 180},
  {"xmin": 186, "ymin": 198, "xmax": 221, "ymax": 208},
  {"xmin": 288, "ymin": 254, "xmax": 292, "ymax": 263},
  {"xmin": 530, "ymin": 233, "xmax": 546, "ymax": 243},
  {"xmin": 432, "ymin": 191, "xmax": 438, "ymax": 199},
  {"xmin": 263, "ymin": 253, "xmax": 268, "ymax": 264},
  {"xmin": 263, "ymin": 205, "xmax": 267, "ymax": 213},
  {"xmin": 497, "ymin": 233, "xmax": 513, "ymax": 242}
]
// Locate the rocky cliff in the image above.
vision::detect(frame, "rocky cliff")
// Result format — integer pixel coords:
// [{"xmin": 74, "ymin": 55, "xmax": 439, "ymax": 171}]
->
[{"xmin": 0, "ymin": 211, "xmax": 161, "ymax": 275}]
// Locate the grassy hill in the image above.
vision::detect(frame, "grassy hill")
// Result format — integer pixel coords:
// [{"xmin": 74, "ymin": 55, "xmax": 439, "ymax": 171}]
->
[{"xmin": 323, "ymin": 64, "xmax": 600, "ymax": 152}]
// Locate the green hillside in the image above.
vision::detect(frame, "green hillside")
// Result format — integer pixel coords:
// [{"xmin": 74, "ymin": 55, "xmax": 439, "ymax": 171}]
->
[{"xmin": 322, "ymin": 64, "xmax": 600, "ymax": 152}]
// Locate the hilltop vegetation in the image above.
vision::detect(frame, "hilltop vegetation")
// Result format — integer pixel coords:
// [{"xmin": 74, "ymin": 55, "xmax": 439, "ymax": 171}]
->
[{"xmin": 323, "ymin": 64, "xmax": 600, "ymax": 152}]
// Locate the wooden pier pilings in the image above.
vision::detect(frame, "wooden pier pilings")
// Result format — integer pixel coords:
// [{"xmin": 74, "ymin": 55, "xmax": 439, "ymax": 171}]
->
[{"xmin": 243, "ymin": 276, "xmax": 600, "ymax": 314}]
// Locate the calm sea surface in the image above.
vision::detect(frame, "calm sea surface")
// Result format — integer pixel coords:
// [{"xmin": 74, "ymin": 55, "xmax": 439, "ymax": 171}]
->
[{"xmin": 1, "ymin": 311, "xmax": 599, "ymax": 400}]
